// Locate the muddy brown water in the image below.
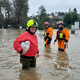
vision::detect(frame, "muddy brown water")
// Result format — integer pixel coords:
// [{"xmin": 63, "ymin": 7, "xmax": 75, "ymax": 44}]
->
[{"xmin": 0, "ymin": 29, "xmax": 80, "ymax": 80}]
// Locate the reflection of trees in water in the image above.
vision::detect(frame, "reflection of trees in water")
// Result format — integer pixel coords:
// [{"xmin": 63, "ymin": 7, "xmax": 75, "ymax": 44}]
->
[{"xmin": 54, "ymin": 52, "xmax": 71, "ymax": 71}]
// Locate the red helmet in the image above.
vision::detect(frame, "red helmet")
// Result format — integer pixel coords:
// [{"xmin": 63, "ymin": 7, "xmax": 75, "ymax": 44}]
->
[
  {"xmin": 44, "ymin": 22, "xmax": 49, "ymax": 25},
  {"xmin": 57, "ymin": 21, "xmax": 64, "ymax": 25}
]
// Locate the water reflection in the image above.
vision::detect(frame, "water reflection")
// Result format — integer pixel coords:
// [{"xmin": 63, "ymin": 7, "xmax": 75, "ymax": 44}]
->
[
  {"xmin": 54, "ymin": 52, "xmax": 71, "ymax": 71},
  {"xmin": 44, "ymin": 47, "xmax": 51, "ymax": 53},
  {"xmin": 19, "ymin": 69, "xmax": 40, "ymax": 80},
  {"xmin": 44, "ymin": 47, "xmax": 53, "ymax": 59}
]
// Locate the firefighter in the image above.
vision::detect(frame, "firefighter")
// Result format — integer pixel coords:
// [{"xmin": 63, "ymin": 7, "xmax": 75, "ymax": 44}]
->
[
  {"xmin": 44, "ymin": 22, "xmax": 53, "ymax": 47},
  {"xmin": 53, "ymin": 21, "xmax": 70, "ymax": 51},
  {"xmin": 13, "ymin": 19, "xmax": 39, "ymax": 70}
]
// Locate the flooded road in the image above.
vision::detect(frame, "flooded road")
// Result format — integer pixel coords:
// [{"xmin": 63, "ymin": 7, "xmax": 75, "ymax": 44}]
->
[{"xmin": 0, "ymin": 29, "xmax": 80, "ymax": 80}]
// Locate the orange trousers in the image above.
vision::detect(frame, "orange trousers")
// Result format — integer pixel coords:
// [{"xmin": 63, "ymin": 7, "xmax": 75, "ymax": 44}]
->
[
  {"xmin": 58, "ymin": 40, "xmax": 66, "ymax": 51},
  {"xmin": 45, "ymin": 38, "xmax": 51, "ymax": 47}
]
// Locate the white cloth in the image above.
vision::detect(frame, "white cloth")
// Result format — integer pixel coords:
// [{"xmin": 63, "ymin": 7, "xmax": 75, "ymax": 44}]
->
[{"xmin": 20, "ymin": 41, "xmax": 30, "ymax": 53}]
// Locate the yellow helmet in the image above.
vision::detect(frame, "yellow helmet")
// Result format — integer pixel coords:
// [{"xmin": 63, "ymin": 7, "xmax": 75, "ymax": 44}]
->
[{"xmin": 26, "ymin": 19, "xmax": 38, "ymax": 30}]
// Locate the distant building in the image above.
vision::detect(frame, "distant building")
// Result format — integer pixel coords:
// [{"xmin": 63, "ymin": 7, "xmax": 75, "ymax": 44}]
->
[
  {"xmin": 53, "ymin": 16, "xmax": 59, "ymax": 18},
  {"xmin": 48, "ymin": 15, "xmax": 53, "ymax": 19}
]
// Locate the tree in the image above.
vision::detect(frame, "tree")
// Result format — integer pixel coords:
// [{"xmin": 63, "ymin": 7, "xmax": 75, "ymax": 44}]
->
[
  {"xmin": 63, "ymin": 12, "xmax": 71, "ymax": 27},
  {"xmin": 63, "ymin": 10, "xmax": 78, "ymax": 28},
  {"xmin": 0, "ymin": 14, "xmax": 4, "ymax": 27},
  {"xmin": 71, "ymin": 8, "xmax": 78, "ymax": 24},
  {"xmin": 4, "ymin": 0, "xmax": 12, "ymax": 19},
  {"xmin": 36, "ymin": 5, "xmax": 48, "ymax": 30},
  {"xmin": 51, "ymin": 12, "xmax": 54, "ymax": 16},
  {"xmin": 13, "ymin": 0, "xmax": 29, "ymax": 28},
  {"xmin": 58, "ymin": 12, "xmax": 65, "ymax": 16},
  {"xmin": 73, "ymin": 8, "xmax": 77, "ymax": 13},
  {"xmin": 0, "ymin": 0, "xmax": 12, "ymax": 28},
  {"xmin": 71, "ymin": 12, "xmax": 78, "ymax": 24}
]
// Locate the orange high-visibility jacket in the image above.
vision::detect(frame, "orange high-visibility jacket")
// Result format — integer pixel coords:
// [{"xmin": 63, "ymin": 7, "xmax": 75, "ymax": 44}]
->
[
  {"xmin": 55, "ymin": 28, "xmax": 70, "ymax": 42},
  {"xmin": 45, "ymin": 27, "xmax": 53, "ymax": 38}
]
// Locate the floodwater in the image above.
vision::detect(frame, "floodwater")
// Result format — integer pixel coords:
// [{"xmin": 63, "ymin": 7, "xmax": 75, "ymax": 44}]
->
[{"xmin": 0, "ymin": 29, "xmax": 80, "ymax": 80}]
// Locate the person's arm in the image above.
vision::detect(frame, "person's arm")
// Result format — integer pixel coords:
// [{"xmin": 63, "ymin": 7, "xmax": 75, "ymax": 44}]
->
[
  {"xmin": 36, "ymin": 37, "xmax": 39, "ymax": 57},
  {"xmin": 48, "ymin": 27, "xmax": 53, "ymax": 38},
  {"xmin": 13, "ymin": 32, "xmax": 26, "ymax": 54},
  {"xmin": 20, "ymin": 41, "xmax": 30, "ymax": 55},
  {"xmin": 64, "ymin": 29, "xmax": 70, "ymax": 44},
  {"xmin": 64, "ymin": 29, "xmax": 70, "ymax": 45},
  {"xmin": 36, "ymin": 51, "xmax": 39, "ymax": 57}
]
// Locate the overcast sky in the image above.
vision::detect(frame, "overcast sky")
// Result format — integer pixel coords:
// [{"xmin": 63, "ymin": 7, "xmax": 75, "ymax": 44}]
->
[{"xmin": 28, "ymin": 0, "xmax": 80, "ymax": 16}]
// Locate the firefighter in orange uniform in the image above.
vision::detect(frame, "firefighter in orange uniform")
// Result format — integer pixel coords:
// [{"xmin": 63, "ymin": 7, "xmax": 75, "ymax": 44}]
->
[
  {"xmin": 44, "ymin": 22, "xmax": 53, "ymax": 47},
  {"xmin": 53, "ymin": 21, "xmax": 70, "ymax": 51}
]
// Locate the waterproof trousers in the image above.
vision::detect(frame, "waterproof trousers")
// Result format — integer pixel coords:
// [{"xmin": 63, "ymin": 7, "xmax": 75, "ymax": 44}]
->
[
  {"xmin": 58, "ymin": 40, "xmax": 66, "ymax": 51},
  {"xmin": 20, "ymin": 57, "xmax": 36, "ymax": 70},
  {"xmin": 45, "ymin": 38, "xmax": 52, "ymax": 47}
]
